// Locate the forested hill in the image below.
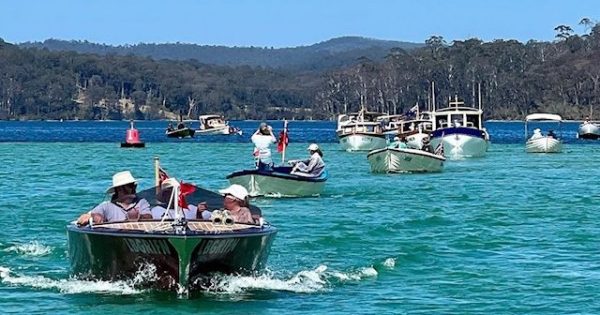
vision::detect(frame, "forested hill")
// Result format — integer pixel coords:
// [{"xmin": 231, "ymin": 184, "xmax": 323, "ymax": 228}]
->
[
  {"xmin": 19, "ymin": 37, "xmax": 423, "ymax": 70},
  {"xmin": 2, "ymin": 21, "xmax": 600, "ymax": 121}
]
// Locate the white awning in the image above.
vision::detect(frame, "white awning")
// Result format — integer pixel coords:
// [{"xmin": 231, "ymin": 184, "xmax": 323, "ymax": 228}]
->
[{"xmin": 525, "ymin": 113, "xmax": 563, "ymax": 121}]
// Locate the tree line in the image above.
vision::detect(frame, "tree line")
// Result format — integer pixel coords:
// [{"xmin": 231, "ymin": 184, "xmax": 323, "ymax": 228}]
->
[{"xmin": 1, "ymin": 19, "xmax": 600, "ymax": 120}]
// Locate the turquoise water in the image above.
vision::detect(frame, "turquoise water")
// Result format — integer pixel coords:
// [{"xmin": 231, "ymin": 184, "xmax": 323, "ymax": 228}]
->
[{"xmin": 1, "ymin": 123, "xmax": 600, "ymax": 314}]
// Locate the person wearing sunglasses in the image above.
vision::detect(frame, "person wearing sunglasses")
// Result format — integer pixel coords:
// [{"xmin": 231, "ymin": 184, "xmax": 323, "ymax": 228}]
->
[{"xmin": 76, "ymin": 171, "xmax": 152, "ymax": 225}]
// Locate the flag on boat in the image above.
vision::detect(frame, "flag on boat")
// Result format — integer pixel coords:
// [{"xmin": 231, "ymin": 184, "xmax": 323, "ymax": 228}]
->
[
  {"xmin": 277, "ymin": 121, "xmax": 289, "ymax": 153},
  {"xmin": 434, "ymin": 142, "xmax": 444, "ymax": 156},
  {"xmin": 157, "ymin": 165, "xmax": 196, "ymax": 208},
  {"xmin": 405, "ymin": 104, "xmax": 419, "ymax": 117}
]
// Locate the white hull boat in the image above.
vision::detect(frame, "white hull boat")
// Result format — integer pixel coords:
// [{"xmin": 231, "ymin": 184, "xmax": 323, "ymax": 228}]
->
[
  {"xmin": 226, "ymin": 166, "xmax": 327, "ymax": 197},
  {"xmin": 338, "ymin": 133, "xmax": 387, "ymax": 151},
  {"xmin": 367, "ymin": 148, "xmax": 445, "ymax": 173},
  {"xmin": 526, "ymin": 137, "xmax": 562, "ymax": 153},
  {"xmin": 429, "ymin": 132, "xmax": 489, "ymax": 158},
  {"xmin": 577, "ymin": 123, "xmax": 600, "ymax": 140}
]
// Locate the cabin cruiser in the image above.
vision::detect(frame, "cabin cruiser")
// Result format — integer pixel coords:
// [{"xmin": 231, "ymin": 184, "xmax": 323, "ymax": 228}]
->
[
  {"xmin": 336, "ymin": 109, "xmax": 386, "ymax": 151},
  {"xmin": 197, "ymin": 114, "xmax": 242, "ymax": 135},
  {"xmin": 428, "ymin": 96, "xmax": 489, "ymax": 158},
  {"xmin": 525, "ymin": 113, "xmax": 563, "ymax": 153}
]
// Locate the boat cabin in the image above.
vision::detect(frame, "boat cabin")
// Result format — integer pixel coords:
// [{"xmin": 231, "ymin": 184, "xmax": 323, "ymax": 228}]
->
[
  {"xmin": 199, "ymin": 115, "xmax": 227, "ymax": 130},
  {"xmin": 431, "ymin": 98, "xmax": 483, "ymax": 130}
]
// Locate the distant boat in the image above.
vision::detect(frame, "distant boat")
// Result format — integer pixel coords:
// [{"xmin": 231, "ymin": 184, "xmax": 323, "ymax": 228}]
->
[
  {"xmin": 525, "ymin": 113, "xmax": 563, "ymax": 153},
  {"xmin": 166, "ymin": 114, "xmax": 195, "ymax": 138},
  {"xmin": 367, "ymin": 146, "xmax": 445, "ymax": 173},
  {"xmin": 428, "ymin": 87, "xmax": 490, "ymax": 158},
  {"xmin": 336, "ymin": 108, "xmax": 386, "ymax": 151},
  {"xmin": 196, "ymin": 114, "xmax": 242, "ymax": 135},
  {"xmin": 577, "ymin": 106, "xmax": 600, "ymax": 139}
]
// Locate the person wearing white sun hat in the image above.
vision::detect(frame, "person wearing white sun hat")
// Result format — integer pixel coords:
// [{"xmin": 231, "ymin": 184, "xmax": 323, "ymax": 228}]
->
[
  {"xmin": 197, "ymin": 184, "xmax": 253, "ymax": 224},
  {"xmin": 289, "ymin": 143, "xmax": 325, "ymax": 177},
  {"xmin": 76, "ymin": 171, "xmax": 152, "ymax": 225}
]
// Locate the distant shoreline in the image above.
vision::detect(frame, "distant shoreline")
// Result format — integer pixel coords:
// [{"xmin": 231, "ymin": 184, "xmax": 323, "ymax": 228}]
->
[{"xmin": 0, "ymin": 119, "xmax": 587, "ymax": 123}]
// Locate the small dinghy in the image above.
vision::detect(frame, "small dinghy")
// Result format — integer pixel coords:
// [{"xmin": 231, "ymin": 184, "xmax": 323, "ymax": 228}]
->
[
  {"xmin": 66, "ymin": 158, "xmax": 277, "ymax": 295},
  {"xmin": 227, "ymin": 165, "xmax": 328, "ymax": 197},
  {"xmin": 166, "ymin": 113, "xmax": 195, "ymax": 138},
  {"xmin": 120, "ymin": 120, "xmax": 145, "ymax": 148},
  {"xmin": 367, "ymin": 143, "xmax": 445, "ymax": 173},
  {"xmin": 226, "ymin": 121, "xmax": 328, "ymax": 197},
  {"xmin": 525, "ymin": 113, "xmax": 563, "ymax": 153}
]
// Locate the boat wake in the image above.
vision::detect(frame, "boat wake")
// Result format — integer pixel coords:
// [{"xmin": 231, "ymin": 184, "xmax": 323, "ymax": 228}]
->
[
  {"xmin": 0, "ymin": 263, "xmax": 159, "ymax": 295},
  {"xmin": 3, "ymin": 241, "xmax": 52, "ymax": 257},
  {"xmin": 199, "ymin": 264, "xmax": 379, "ymax": 294}
]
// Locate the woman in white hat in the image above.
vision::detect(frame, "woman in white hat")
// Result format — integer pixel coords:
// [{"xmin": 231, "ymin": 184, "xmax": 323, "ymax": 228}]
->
[
  {"xmin": 198, "ymin": 184, "xmax": 253, "ymax": 224},
  {"xmin": 290, "ymin": 143, "xmax": 325, "ymax": 177},
  {"xmin": 76, "ymin": 171, "xmax": 152, "ymax": 225}
]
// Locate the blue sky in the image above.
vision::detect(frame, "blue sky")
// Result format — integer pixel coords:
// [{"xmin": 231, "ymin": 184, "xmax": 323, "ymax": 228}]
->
[{"xmin": 1, "ymin": 0, "xmax": 599, "ymax": 47}]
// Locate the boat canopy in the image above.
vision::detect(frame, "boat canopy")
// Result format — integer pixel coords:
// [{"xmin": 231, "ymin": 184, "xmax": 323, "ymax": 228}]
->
[
  {"xmin": 525, "ymin": 113, "xmax": 563, "ymax": 121},
  {"xmin": 199, "ymin": 114, "xmax": 223, "ymax": 120}
]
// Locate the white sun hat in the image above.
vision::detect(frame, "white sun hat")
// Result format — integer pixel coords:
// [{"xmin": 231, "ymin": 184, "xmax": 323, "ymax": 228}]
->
[
  {"xmin": 307, "ymin": 143, "xmax": 319, "ymax": 151},
  {"xmin": 106, "ymin": 171, "xmax": 138, "ymax": 193},
  {"xmin": 218, "ymin": 184, "xmax": 249, "ymax": 201}
]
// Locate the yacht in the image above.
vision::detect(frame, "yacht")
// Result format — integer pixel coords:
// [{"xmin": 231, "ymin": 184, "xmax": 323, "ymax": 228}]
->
[{"xmin": 336, "ymin": 109, "xmax": 386, "ymax": 151}]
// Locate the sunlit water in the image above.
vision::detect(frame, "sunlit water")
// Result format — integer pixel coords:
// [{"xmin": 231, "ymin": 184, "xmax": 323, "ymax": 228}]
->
[{"xmin": 1, "ymin": 121, "xmax": 599, "ymax": 314}]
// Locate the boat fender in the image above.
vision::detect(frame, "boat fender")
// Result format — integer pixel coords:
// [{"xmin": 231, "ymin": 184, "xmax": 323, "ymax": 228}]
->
[
  {"xmin": 212, "ymin": 210, "xmax": 223, "ymax": 224},
  {"xmin": 222, "ymin": 210, "xmax": 234, "ymax": 225}
]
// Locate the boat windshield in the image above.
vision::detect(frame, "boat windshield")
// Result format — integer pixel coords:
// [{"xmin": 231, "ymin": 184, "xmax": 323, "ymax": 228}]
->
[{"xmin": 136, "ymin": 185, "xmax": 262, "ymax": 217}]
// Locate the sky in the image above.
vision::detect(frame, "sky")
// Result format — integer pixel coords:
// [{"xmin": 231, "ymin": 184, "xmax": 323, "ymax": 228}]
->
[{"xmin": 1, "ymin": 0, "xmax": 600, "ymax": 47}]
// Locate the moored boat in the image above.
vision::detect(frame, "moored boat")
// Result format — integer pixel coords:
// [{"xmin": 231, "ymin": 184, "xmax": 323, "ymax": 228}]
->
[
  {"xmin": 525, "ymin": 113, "xmax": 563, "ymax": 153},
  {"xmin": 67, "ymin": 160, "xmax": 277, "ymax": 295},
  {"xmin": 428, "ymin": 91, "xmax": 490, "ymax": 158},
  {"xmin": 367, "ymin": 145, "xmax": 445, "ymax": 173},
  {"xmin": 197, "ymin": 114, "xmax": 242, "ymax": 135},
  {"xmin": 336, "ymin": 109, "xmax": 386, "ymax": 151}
]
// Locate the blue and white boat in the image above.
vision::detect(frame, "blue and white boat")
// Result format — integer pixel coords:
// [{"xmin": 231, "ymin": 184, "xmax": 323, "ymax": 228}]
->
[
  {"xmin": 428, "ymin": 95, "xmax": 490, "ymax": 158},
  {"xmin": 226, "ymin": 165, "xmax": 328, "ymax": 197}
]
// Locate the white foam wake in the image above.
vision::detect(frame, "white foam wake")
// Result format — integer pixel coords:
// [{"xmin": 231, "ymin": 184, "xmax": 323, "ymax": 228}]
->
[
  {"xmin": 4, "ymin": 241, "xmax": 52, "ymax": 257},
  {"xmin": 204, "ymin": 264, "xmax": 378, "ymax": 294},
  {"xmin": 0, "ymin": 266, "xmax": 142, "ymax": 295},
  {"xmin": 382, "ymin": 257, "xmax": 396, "ymax": 269}
]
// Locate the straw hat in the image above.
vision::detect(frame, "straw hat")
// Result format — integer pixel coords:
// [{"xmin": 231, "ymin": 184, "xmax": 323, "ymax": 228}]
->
[
  {"xmin": 106, "ymin": 171, "xmax": 138, "ymax": 193},
  {"xmin": 219, "ymin": 184, "xmax": 249, "ymax": 201}
]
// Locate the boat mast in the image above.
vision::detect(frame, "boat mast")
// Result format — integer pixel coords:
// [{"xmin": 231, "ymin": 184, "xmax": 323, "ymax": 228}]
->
[
  {"xmin": 281, "ymin": 120, "xmax": 288, "ymax": 164},
  {"xmin": 431, "ymin": 81, "xmax": 436, "ymax": 112},
  {"xmin": 478, "ymin": 83, "xmax": 482, "ymax": 111}
]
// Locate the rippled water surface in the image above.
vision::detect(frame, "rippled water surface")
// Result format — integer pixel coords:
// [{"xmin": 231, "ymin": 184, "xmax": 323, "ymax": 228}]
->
[{"xmin": 1, "ymin": 121, "xmax": 599, "ymax": 314}]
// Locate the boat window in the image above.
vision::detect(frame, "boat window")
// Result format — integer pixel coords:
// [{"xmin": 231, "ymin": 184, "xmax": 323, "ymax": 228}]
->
[
  {"xmin": 450, "ymin": 114, "xmax": 463, "ymax": 127},
  {"xmin": 466, "ymin": 115, "xmax": 480, "ymax": 128},
  {"xmin": 436, "ymin": 117, "xmax": 447, "ymax": 128}
]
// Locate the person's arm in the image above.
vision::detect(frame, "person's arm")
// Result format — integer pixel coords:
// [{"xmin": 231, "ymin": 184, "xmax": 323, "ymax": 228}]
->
[
  {"xmin": 138, "ymin": 199, "xmax": 153, "ymax": 220},
  {"xmin": 77, "ymin": 203, "xmax": 107, "ymax": 225}
]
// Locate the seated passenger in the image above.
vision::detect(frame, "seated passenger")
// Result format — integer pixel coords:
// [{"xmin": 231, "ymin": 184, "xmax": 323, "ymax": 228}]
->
[
  {"xmin": 166, "ymin": 123, "xmax": 174, "ymax": 132},
  {"xmin": 389, "ymin": 136, "xmax": 408, "ymax": 149},
  {"xmin": 150, "ymin": 181, "xmax": 209, "ymax": 220},
  {"xmin": 76, "ymin": 171, "xmax": 152, "ymax": 225},
  {"xmin": 531, "ymin": 128, "xmax": 543, "ymax": 139},
  {"xmin": 547, "ymin": 130, "xmax": 556, "ymax": 138},
  {"xmin": 421, "ymin": 137, "xmax": 433, "ymax": 153},
  {"xmin": 290, "ymin": 143, "xmax": 325, "ymax": 177},
  {"xmin": 199, "ymin": 184, "xmax": 253, "ymax": 224}
]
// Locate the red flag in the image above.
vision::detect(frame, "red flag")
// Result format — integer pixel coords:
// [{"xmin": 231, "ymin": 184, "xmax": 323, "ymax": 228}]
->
[
  {"xmin": 178, "ymin": 182, "xmax": 196, "ymax": 209},
  {"xmin": 277, "ymin": 129, "xmax": 289, "ymax": 153}
]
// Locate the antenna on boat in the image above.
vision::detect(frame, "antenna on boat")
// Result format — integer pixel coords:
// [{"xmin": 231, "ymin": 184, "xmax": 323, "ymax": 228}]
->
[
  {"xmin": 431, "ymin": 81, "xmax": 436, "ymax": 112},
  {"xmin": 478, "ymin": 83, "xmax": 482, "ymax": 111}
]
